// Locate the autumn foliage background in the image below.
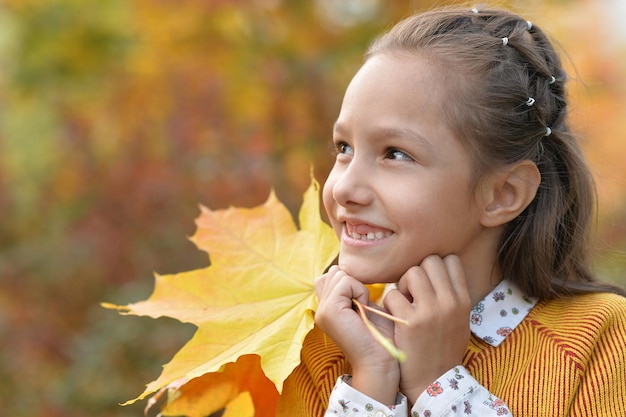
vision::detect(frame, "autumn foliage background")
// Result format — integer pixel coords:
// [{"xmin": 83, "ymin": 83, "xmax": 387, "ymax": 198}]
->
[{"xmin": 1, "ymin": 0, "xmax": 625, "ymax": 416}]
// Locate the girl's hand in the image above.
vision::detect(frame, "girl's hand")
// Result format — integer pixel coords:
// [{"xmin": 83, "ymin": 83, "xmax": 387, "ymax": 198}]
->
[
  {"xmin": 315, "ymin": 266, "xmax": 400, "ymax": 405},
  {"xmin": 384, "ymin": 254, "xmax": 472, "ymax": 404}
]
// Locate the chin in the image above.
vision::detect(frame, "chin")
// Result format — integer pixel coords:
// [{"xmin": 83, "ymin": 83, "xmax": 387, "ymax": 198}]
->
[{"xmin": 337, "ymin": 259, "xmax": 400, "ymax": 284}]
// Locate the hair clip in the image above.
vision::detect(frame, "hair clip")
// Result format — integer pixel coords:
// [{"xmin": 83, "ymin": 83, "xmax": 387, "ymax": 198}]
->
[
  {"xmin": 549, "ymin": 75, "xmax": 556, "ymax": 84},
  {"xmin": 545, "ymin": 127, "xmax": 552, "ymax": 137},
  {"xmin": 502, "ymin": 37, "xmax": 509, "ymax": 46},
  {"xmin": 527, "ymin": 21, "xmax": 533, "ymax": 30},
  {"xmin": 526, "ymin": 97, "xmax": 536, "ymax": 106}
]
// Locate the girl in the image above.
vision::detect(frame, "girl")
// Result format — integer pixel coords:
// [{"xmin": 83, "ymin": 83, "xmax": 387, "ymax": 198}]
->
[{"xmin": 276, "ymin": 5, "xmax": 626, "ymax": 417}]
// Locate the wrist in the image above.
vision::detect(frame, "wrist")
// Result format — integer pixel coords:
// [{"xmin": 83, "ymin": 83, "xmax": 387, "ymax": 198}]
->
[
  {"xmin": 402, "ymin": 386, "xmax": 425, "ymax": 407},
  {"xmin": 351, "ymin": 363, "xmax": 400, "ymax": 406}
]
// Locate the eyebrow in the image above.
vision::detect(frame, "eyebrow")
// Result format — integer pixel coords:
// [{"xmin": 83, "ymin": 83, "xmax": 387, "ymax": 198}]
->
[
  {"xmin": 333, "ymin": 122, "xmax": 433, "ymax": 151},
  {"xmin": 332, "ymin": 121, "xmax": 349, "ymax": 137}
]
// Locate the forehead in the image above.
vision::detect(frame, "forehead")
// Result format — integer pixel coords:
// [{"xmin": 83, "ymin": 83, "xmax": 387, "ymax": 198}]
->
[
  {"xmin": 337, "ymin": 53, "xmax": 454, "ymax": 141},
  {"xmin": 346, "ymin": 53, "xmax": 441, "ymax": 98},
  {"xmin": 339, "ymin": 53, "xmax": 456, "ymax": 127}
]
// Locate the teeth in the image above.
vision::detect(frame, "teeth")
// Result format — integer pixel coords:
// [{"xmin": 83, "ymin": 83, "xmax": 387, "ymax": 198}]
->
[{"xmin": 347, "ymin": 227, "xmax": 391, "ymax": 241}]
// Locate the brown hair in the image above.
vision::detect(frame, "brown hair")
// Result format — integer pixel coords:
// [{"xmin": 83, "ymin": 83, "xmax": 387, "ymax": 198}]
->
[{"xmin": 367, "ymin": 6, "xmax": 625, "ymax": 299}]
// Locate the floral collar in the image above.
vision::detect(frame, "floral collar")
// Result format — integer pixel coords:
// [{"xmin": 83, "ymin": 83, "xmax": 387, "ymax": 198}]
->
[{"xmin": 469, "ymin": 279, "xmax": 537, "ymax": 347}]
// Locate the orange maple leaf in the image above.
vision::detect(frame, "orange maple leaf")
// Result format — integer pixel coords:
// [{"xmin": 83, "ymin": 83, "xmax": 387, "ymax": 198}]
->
[
  {"xmin": 103, "ymin": 176, "xmax": 339, "ymax": 413},
  {"xmin": 154, "ymin": 354, "xmax": 277, "ymax": 417}
]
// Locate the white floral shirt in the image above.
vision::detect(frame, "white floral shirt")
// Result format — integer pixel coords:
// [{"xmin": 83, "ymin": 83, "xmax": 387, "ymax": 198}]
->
[{"xmin": 324, "ymin": 279, "xmax": 537, "ymax": 417}]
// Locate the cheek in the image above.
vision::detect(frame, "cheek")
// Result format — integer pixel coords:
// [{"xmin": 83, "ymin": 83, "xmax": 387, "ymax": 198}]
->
[{"xmin": 321, "ymin": 177, "xmax": 336, "ymax": 220}]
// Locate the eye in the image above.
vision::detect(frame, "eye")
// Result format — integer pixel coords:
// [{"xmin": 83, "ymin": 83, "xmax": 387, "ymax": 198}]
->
[
  {"xmin": 334, "ymin": 141, "xmax": 354, "ymax": 156},
  {"xmin": 385, "ymin": 148, "xmax": 412, "ymax": 161}
]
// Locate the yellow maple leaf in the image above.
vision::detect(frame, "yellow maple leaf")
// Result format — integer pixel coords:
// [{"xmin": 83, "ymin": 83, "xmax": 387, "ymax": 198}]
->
[{"xmin": 103, "ymin": 176, "xmax": 339, "ymax": 407}]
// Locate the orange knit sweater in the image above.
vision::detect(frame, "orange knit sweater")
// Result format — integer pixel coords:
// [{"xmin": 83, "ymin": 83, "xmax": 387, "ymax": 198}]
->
[{"xmin": 276, "ymin": 292, "xmax": 626, "ymax": 416}]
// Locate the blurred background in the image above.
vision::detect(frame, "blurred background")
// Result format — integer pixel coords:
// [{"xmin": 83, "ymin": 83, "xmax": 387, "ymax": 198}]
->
[{"xmin": 0, "ymin": 0, "xmax": 624, "ymax": 416}]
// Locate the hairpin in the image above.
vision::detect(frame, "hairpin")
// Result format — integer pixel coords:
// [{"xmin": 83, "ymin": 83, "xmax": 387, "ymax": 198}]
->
[
  {"xmin": 549, "ymin": 76, "xmax": 556, "ymax": 84},
  {"xmin": 545, "ymin": 127, "xmax": 552, "ymax": 137},
  {"xmin": 471, "ymin": 7, "xmax": 479, "ymax": 13},
  {"xmin": 526, "ymin": 97, "xmax": 536, "ymax": 106},
  {"xmin": 527, "ymin": 21, "xmax": 533, "ymax": 30},
  {"xmin": 502, "ymin": 37, "xmax": 509, "ymax": 46}
]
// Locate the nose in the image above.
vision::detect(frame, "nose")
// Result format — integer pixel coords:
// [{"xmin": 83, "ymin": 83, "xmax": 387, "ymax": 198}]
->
[{"xmin": 328, "ymin": 160, "xmax": 374, "ymax": 208}]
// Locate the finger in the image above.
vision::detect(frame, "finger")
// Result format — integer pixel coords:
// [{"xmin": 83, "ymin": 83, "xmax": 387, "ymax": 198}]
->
[
  {"xmin": 324, "ymin": 268, "xmax": 371, "ymax": 307},
  {"xmin": 347, "ymin": 278, "xmax": 370, "ymax": 307},
  {"xmin": 397, "ymin": 265, "xmax": 435, "ymax": 302},
  {"xmin": 314, "ymin": 265, "xmax": 339, "ymax": 298},
  {"xmin": 420, "ymin": 254, "xmax": 456, "ymax": 298},
  {"xmin": 384, "ymin": 268, "xmax": 432, "ymax": 318},
  {"xmin": 314, "ymin": 274, "xmax": 326, "ymax": 298},
  {"xmin": 383, "ymin": 288, "xmax": 413, "ymax": 316},
  {"xmin": 315, "ymin": 269, "xmax": 364, "ymax": 324},
  {"xmin": 442, "ymin": 254, "xmax": 471, "ymax": 306}
]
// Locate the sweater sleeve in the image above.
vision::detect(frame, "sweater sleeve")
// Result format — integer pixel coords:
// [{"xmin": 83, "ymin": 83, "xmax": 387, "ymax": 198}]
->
[{"xmin": 569, "ymin": 295, "xmax": 626, "ymax": 416}]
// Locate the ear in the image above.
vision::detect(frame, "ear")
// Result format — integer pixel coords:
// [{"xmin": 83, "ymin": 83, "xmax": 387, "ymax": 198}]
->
[{"xmin": 478, "ymin": 160, "xmax": 541, "ymax": 228}]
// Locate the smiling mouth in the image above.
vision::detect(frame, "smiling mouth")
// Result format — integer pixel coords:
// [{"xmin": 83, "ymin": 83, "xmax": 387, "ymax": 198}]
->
[{"xmin": 345, "ymin": 223, "xmax": 393, "ymax": 241}]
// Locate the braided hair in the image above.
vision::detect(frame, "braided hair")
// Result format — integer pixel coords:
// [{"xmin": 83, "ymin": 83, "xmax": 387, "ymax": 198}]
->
[{"xmin": 366, "ymin": 6, "xmax": 625, "ymax": 299}]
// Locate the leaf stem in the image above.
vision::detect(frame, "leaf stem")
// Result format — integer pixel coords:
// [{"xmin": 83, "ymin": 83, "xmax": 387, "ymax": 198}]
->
[
  {"xmin": 352, "ymin": 299, "xmax": 407, "ymax": 362},
  {"xmin": 356, "ymin": 301, "xmax": 410, "ymax": 325}
]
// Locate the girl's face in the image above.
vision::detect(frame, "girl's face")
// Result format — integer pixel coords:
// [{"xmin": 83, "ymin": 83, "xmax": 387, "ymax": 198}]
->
[{"xmin": 323, "ymin": 53, "xmax": 488, "ymax": 284}]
